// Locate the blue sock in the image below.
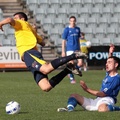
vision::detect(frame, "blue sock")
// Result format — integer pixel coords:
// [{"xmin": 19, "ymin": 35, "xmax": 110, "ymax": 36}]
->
[
  {"xmin": 75, "ymin": 65, "xmax": 81, "ymax": 71},
  {"xmin": 108, "ymin": 105, "xmax": 120, "ymax": 111},
  {"xmin": 67, "ymin": 97, "xmax": 77, "ymax": 111},
  {"xmin": 70, "ymin": 73, "xmax": 74, "ymax": 81}
]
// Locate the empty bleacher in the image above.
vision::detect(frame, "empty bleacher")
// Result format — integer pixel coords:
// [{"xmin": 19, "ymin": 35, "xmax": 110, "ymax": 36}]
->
[
  {"xmin": 0, "ymin": 0, "xmax": 120, "ymax": 51},
  {"xmin": 24, "ymin": 0, "xmax": 120, "ymax": 47}
]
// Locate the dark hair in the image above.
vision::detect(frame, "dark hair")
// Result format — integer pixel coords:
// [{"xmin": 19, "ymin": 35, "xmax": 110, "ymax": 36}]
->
[
  {"xmin": 13, "ymin": 12, "xmax": 28, "ymax": 21},
  {"xmin": 108, "ymin": 56, "xmax": 120, "ymax": 69},
  {"xmin": 81, "ymin": 32, "xmax": 85, "ymax": 36},
  {"xmin": 69, "ymin": 16, "xmax": 76, "ymax": 21}
]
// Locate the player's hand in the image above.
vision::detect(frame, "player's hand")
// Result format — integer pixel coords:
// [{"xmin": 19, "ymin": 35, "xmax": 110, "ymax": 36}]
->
[
  {"xmin": 0, "ymin": 24, "xmax": 4, "ymax": 31},
  {"xmin": 80, "ymin": 80, "xmax": 88, "ymax": 91},
  {"xmin": 61, "ymin": 52, "xmax": 66, "ymax": 57},
  {"xmin": 109, "ymin": 44, "xmax": 115, "ymax": 54}
]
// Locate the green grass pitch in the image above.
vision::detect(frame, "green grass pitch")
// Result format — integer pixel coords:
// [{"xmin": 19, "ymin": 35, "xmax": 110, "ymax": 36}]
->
[{"xmin": 0, "ymin": 70, "xmax": 120, "ymax": 120}]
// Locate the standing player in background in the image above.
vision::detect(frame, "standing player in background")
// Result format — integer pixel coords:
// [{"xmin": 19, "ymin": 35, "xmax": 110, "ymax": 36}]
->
[
  {"xmin": 62, "ymin": 16, "xmax": 83, "ymax": 84},
  {"xmin": 79, "ymin": 32, "xmax": 90, "ymax": 71},
  {"xmin": 0, "ymin": 12, "xmax": 87, "ymax": 92},
  {"xmin": 57, "ymin": 44, "xmax": 120, "ymax": 112}
]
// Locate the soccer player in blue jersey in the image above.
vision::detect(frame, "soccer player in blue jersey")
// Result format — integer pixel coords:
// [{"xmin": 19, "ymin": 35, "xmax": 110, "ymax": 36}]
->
[
  {"xmin": 62, "ymin": 16, "xmax": 82, "ymax": 84},
  {"xmin": 58, "ymin": 44, "xmax": 120, "ymax": 112}
]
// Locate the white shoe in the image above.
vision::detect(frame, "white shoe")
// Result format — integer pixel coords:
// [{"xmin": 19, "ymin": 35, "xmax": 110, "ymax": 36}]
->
[
  {"xmin": 57, "ymin": 108, "xmax": 68, "ymax": 112},
  {"xmin": 66, "ymin": 63, "xmax": 82, "ymax": 77},
  {"xmin": 74, "ymin": 51, "xmax": 88, "ymax": 59},
  {"xmin": 70, "ymin": 80, "xmax": 76, "ymax": 84}
]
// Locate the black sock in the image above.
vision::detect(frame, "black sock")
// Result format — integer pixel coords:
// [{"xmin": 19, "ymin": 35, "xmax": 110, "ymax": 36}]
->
[
  {"xmin": 49, "ymin": 68, "xmax": 70, "ymax": 87},
  {"xmin": 51, "ymin": 54, "xmax": 76, "ymax": 69}
]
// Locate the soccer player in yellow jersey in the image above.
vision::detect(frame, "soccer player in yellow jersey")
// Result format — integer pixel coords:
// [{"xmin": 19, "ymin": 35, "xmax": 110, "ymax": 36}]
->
[
  {"xmin": 0, "ymin": 12, "xmax": 86, "ymax": 92},
  {"xmin": 79, "ymin": 32, "xmax": 89, "ymax": 71}
]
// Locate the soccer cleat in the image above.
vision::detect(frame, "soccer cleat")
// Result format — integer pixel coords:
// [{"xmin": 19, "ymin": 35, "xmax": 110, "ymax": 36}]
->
[
  {"xmin": 74, "ymin": 51, "xmax": 88, "ymax": 59},
  {"xmin": 57, "ymin": 108, "xmax": 68, "ymax": 112},
  {"xmin": 57, "ymin": 107, "xmax": 74, "ymax": 112},
  {"xmin": 70, "ymin": 80, "xmax": 76, "ymax": 84},
  {"xmin": 66, "ymin": 63, "xmax": 82, "ymax": 77},
  {"xmin": 77, "ymin": 69, "xmax": 82, "ymax": 77}
]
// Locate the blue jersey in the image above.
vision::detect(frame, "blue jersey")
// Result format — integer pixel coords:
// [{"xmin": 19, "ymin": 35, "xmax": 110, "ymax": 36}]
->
[
  {"xmin": 100, "ymin": 73, "xmax": 120, "ymax": 103},
  {"xmin": 62, "ymin": 26, "xmax": 80, "ymax": 51}
]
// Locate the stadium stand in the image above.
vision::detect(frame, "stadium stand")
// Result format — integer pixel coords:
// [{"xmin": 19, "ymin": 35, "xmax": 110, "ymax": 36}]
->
[{"xmin": 0, "ymin": 0, "xmax": 120, "ymax": 56}]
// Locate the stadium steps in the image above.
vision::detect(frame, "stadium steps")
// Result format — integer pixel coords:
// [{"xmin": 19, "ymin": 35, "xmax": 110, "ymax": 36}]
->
[
  {"xmin": 41, "ymin": 47, "xmax": 57, "ymax": 62},
  {"xmin": 0, "ymin": 0, "xmax": 24, "ymax": 18},
  {"xmin": 0, "ymin": 0, "xmax": 58, "ymax": 62}
]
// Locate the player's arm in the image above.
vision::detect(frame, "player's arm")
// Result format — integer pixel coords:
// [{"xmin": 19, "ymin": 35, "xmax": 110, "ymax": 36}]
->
[
  {"xmin": 0, "ymin": 17, "xmax": 15, "ymax": 31},
  {"xmin": 108, "ymin": 44, "xmax": 115, "ymax": 57},
  {"xmin": 62, "ymin": 40, "xmax": 66, "ymax": 57},
  {"xmin": 80, "ymin": 80, "xmax": 106, "ymax": 97},
  {"xmin": 31, "ymin": 27, "xmax": 45, "ymax": 47}
]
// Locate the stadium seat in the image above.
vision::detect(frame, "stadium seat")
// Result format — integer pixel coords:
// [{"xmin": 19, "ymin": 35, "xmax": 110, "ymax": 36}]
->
[
  {"xmin": 77, "ymin": 17, "xmax": 87, "ymax": 31},
  {"xmin": 100, "ymin": 38, "xmax": 112, "ymax": 45},
  {"xmin": 104, "ymin": 0, "xmax": 116, "ymax": 9},
  {"xmin": 60, "ymin": 0, "xmax": 72, "ymax": 9},
  {"xmin": 115, "ymin": 0, "xmax": 120, "ymax": 7},
  {"xmin": 56, "ymin": 8, "xmax": 68, "ymax": 19},
  {"xmin": 0, "ymin": 8, "xmax": 3, "ymax": 20},
  {"xmin": 109, "ymin": 17, "xmax": 119, "ymax": 30},
  {"xmin": 2, "ymin": 38, "xmax": 12, "ymax": 46},
  {"xmin": 93, "ymin": 0, "xmax": 105, "ymax": 9},
  {"xmin": 113, "ymin": 38, "xmax": 120, "ymax": 45},
  {"xmin": 67, "ymin": 8, "xmax": 78, "ymax": 18},
  {"xmin": 90, "ymin": 7, "xmax": 101, "ymax": 19},
  {"xmin": 26, "ymin": 0, "xmax": 38, "ymax": 12},
  {"xmin": 53, "ymin": 17, "xmax": 64, "ymax": 28},
  {"xmin": 106, "ymin": 27, "xmax": 117, "ymax": 39},
  {"xmin": 90, "ymin": 38, "xmax": 100, "ymax": 46},
  {"xmin": 94, "ymin": 27, "xmax": 106, "ymax": 39},
  {"xmin": 98, "ymin": 17, "xmax": 109, "ymax": 29},
  {"xmin": 46, "ymin": 8, "xmax": 57, "ymax": 19},
  {"xmin": 101, "ymin": 7, "xmax": 113, "ymax": 18},
  {"xmin": 83, "ymin": 0, "xmax": 94, "ymax": 9},
  {"xmin": 41, "ymin": 18, "xmax": 53, "ymax": 32},
  {"xmin": 6, "ymin": 28, "xmax": 16, "ymax": 45},
  {"xmin": 113, "ymin": 7, "xmax": 120, "ymax": 19},
  {"xmin": 0, "ymin": 30, "xmax": 6, "ymax": 46},
  {"xmin": 83, "ymin": 27, "xmax": 94, "ymax": 40},
  {"xmin": 38, "ymin": 0, "xmax": 50, "ymax": 9},
  {"xmin": 49, "ymin": 0, "xmax": 60, "ymax": 10},
  {"xmin": 34, "ymin": 8, "xmax": 46, "ymax": 23},
  {"xmin": 78, "ymin": 7, "xmax": 90, "ymax": 19},
  {"xmin": 49, "ymin": 28, "xmax": 60, "ymax": 45},
  {"xmin": 87, "ymin": 17, "xmax": 98, "ymax": 29},
  {"xmin": 71, "ymin": 0, "xmax": 83, "ymax": 8}
]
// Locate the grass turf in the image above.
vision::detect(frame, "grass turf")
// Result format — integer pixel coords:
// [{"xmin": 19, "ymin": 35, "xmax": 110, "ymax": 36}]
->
[{"xmin": 0, "ymin": 70, "xmax": 120, "ymax": 120}]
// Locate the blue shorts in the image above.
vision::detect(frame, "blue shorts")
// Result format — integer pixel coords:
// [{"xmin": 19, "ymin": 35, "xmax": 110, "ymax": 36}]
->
[{"xmin": 23, "ymin": 49, "xmax": 48, "ymax": 84}]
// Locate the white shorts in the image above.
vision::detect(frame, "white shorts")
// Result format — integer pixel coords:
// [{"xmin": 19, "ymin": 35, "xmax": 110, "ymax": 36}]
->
[
  {"xmin": 66, "ymin": 51, "xmax": 74, "ymax": 56},
  {"xmin": 82, "ymin": 97, "xmax": 115, "ymax": 111}
]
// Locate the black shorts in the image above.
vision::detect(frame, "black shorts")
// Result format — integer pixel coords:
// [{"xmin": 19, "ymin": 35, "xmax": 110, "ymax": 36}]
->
[{"xmin": 23, "ymin": 49, "xmax": 48, "ymax": 84}]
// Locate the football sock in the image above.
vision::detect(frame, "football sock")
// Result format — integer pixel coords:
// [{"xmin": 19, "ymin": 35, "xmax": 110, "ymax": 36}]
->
[
  {"xmin": 69, "ymin": 73, "xmax": 74, "ymax": 81},
  {"xmin": 51, "ymin": 54, "xmax": 76, "ymax": 69},
  {"xmin": 67, "ymin": 97, "xmax": 78, "ymax": 111},
  {"xmin": 75, "ymin": 65, "xmax": 81, "ymax": 71},
  {"xmin": 49, "ymin": 68, "xmax": 70, "ymax": 87},
  {"xmin": 108, "ymin": 105, "xmax": 120, "ymax": 111}
]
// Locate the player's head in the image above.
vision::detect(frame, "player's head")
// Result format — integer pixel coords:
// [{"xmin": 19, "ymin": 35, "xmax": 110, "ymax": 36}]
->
[
  {"xmin": 13, "ymin": 12, "xmax": 28, "ymax": 21},
  {"xmin": 69, "ymin": 16, "xmax": 76, "ymax": 27},
  {"xmin": 106, "ymin": 56, "xmax": 120, "ymax": 72},
  {"xmin": 81, "ymin": 32, "xmax": 85, "ymax": 38}
]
